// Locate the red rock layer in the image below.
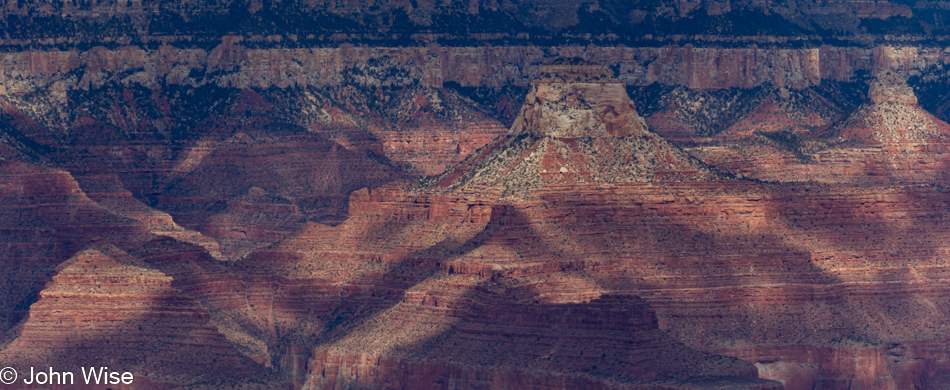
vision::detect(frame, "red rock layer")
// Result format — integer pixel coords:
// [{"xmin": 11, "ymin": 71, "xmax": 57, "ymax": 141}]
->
[
  {"xmin": 217, "ymin": 176, "xmax": 950, "ymax": 389},
  {"xmin": 640, "ymin": 84, "xmax": 859, "ymax": 144},
  {"xmin": 528, "ymin": 183, "xmax": 950, "ymax": 389},
  {"xmin": 674, "ymin": 74, "xmax": 950, "ymax": 185},
  {"xmin": 369, "ymin": 86, "xmax": 509, "ymax": 176},
  {"xmin": 83, "ymin": 159, "xmax": 950, "ymax": 388},
  {"xmin": 73, "ymin": 173, "xmax": 224, "ymax": 258},
  {"xmin": 691, "ymin": 133, "xmax": 950, "ymax": 185},
  {"xmin": 1, "ymin": 85, "xmax": 502, "ymax": 259},
  {"xmin": 0, "ymin": 161, "xmax": 151, "ymax": 336},
  {"xmin": 178, "ymin": 182, "xmax": 779, "ymax": 389},
  {"xmin": 152, "ymin": 129, "xmax": 400, "ymax": 259},
  {"xmin": 0, "ymin": 244, "xmax": 282, "ymax": 389},
  {"xmin": 306, "ymin": 292, "xmax": 779, "ymax": 389}
]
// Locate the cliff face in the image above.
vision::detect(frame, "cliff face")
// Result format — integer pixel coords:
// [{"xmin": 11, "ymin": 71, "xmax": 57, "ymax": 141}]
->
[
  {"xmin": 6, "ymin": 1, "xmax": 950, "ymax": 387},
  {"xmin": 120, "ymin": 63, "xmax": 946, "ymax": 390},
  {"xmin": 511, "ymin": 60, "xmax": 647, "ymax": 138},
  {"xmin": 279, "ymin": 176, "xmax": 950, "ymax": 389},
  {"xmin": 7, "ymin": 43, "xmax": 950, "ymax": 388},
  {"xmin": 305, "ymin": 293, "xmax": 778, "ymax": 390},
  {"xmin": 0, "ymin": 82, "xmax": 513, "ymax": 259},
  {"xmin": 0, "ymin": 44, "xmax": 947, "ymax": 95},
  {"xmin": 0, "ymin": 0, "xmax": 941, "ymax": 47}
]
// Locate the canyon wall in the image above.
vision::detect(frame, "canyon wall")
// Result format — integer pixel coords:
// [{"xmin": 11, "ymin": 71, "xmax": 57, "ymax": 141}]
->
[{"xmin": 0, "ymin": 44, "xmax": 944, "ymax": 94}]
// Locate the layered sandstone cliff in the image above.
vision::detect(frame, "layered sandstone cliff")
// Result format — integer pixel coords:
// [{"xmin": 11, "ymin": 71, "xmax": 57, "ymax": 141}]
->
[
  {"xmin": 0, "ymin": 244, "xmax": 283, "ymax": 388},
  {"xmin": 4, "ymin": 50, "xmax": 950, "ymax": 389},
  {"xmin": 0, "ymin": 44, "xmax": 945, "ymax": 95},
  {"xmin": 0, "ymin": 161, "xmax": 152, "ymax": 337},
  {"xmin": 281, "ymin": 173, "xmax": 950, "ymax": 389},
  {"xmin": 305, "ymin": 292, "xmax": 779, "ymax": 390},
  {"xmin": 5, "ymin": 6, "xmax": 950, "ymax": 386},
  {"xmin": 213, "ymin": 63, "xmax": 950, "ymax": 390}
]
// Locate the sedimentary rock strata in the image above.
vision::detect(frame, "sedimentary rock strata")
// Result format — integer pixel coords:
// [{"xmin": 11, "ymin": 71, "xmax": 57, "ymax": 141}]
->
[
  {"xmin": 220, "ymin": 64, "xmax": 950, "ymax": 389},
  {"xmin": 155, "ymin": 128, "xmax": 399, "ymax": 259},
  {"xmin": 427, "ymin": 61, "xmax": 720, "ymax": 197},
  {"xmin": 683, "ymin": 72, "xmax": 950, "ymax": 185},
  {"xmin": 306, "ymin": 292, "xmax": 779, "ymax": 390},
  {"xmin": 0, "ymin": 244, "xmax": 282, "ymax": 388},
  {"xmin": 511, "ymin": 59, "xmax": 648, "ymax": 138},
  {"xmin": 0, "ymin": 161, "xmax": 151, "ymax": 336},
  {"xmin": 274, "ymin": 173, "xmax": 950, "ymax": 389},
  {"xmin": 0, "ymin": 44, "xmax": 947, "ymax": 94},
  {"xmin": 6, "ymin": 6, "xmax": 950, "ymax": 386}
]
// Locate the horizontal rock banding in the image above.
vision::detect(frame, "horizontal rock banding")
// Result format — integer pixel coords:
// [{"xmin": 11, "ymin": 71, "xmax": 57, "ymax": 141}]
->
[
  {"xmin": 0, "ymin": 244, "xmax": 281, "ymax": 388},
  {"xmin": 0, "ymin": 44, "xmax": 944, "ymax": 93}
]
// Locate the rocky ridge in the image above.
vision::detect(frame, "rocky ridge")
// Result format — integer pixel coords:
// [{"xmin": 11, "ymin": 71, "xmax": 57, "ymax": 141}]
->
[
  {"xmin": 687, "ymin": 72, "xmax": 950, "ymax": 184},
  {"xmin": 0, "ymin": 160, "xmax": 152, "ymax": 337},
  {"xmin": 103, "ymin": 62, "xmax": 783, "ymax": 389}
]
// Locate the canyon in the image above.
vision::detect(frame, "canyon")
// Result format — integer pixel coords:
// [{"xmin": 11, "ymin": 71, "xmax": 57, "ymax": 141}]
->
[{"xmin": 4, "ymin": 1, "xmax": 950, "ymax": 389}]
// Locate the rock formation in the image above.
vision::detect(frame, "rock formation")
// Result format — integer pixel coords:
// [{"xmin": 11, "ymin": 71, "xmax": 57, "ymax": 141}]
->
[
  {"xmin": 426, "ymin": 60, "xmax": 720, "ymax": 197},
  {"xmin": 306, "ymin": 293, "xmax": 779, "ymax": 390},
  {"xmin": 868, "ymin": 71, "xmax": 918, "ymax": 105},
  {"xmin": 836, "ymin": 72, "xmax": 946, "ymax": 145},
  {"xmin": 8, "ymin": 45, "xmax": 950, "ymax": 388},
  {"xmin": 0, "ymin": 160, "xmax": 152, "ymax": 337},
  {"xmin": 202, "ymin": 63, "xmax": 950, "ymax": 389},
  {"xmin": 278, "ymin": 173, "xmax": 950, "ymax": 389},
  {"xmin": 680, "ymin": 72, "xmax": 950, "ymax": 185},
  {"xmin": 6, "ymin": 1, "xmax": 950, "ymax": 387},
  {"xmin": 0, "ymin": 244, "xmax": 283, "ymax": 388},
  {"xmin": 154, "ymin": 127, "xmax": 400, "ymax": 259},
  {"xmin": 511, "ymin": 58, "xmax": 647, "ymax": 138},
  {"xmin": 1, "ymin": 44, "xmax": 949, "ymax": 95}
]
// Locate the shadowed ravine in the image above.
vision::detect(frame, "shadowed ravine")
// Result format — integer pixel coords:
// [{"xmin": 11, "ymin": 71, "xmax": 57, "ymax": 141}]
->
[{"xmin": 4, "ymin": 36, "xmax": 950, "ymax": 390}]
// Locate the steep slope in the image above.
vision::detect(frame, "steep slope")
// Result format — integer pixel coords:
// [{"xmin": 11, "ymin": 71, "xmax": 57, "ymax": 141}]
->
[
  {"xmin": 638, "ymin": 83, "xmax": 864, "ymax": 144},
  {"xmin": 75, "ymin": 173, "xmax": 225, "ymax": 259},
  {"xmin": 688, "ymin": 72, "xmax": 950, "ymax": 184},
  {"xmin": 156, "ymin": 127, "xmax": 399, "ymax": 259},
  {"xmin": 426, "ymin": 59, "xmax": 722, "ymax": 198},
  {"xmin": 835, "ymin": 71, "xmax": 950, "ymax": 145},
  {"xmin": 0, "ymin": 84, "xmax": 513, "ymax": 260},
  {"xmin": 0, "ymin": 244, "xmax": 282, "ymax": 388},
  {"xmin": 198, "ymin": 61, "xmax": 950, "ymax": 389},
  {"xmin": 0, "ymin": 161, "xmax": 152, "ymax": 338},
  {"xmin": 196, "ymin": 61, "xmax": 781, "ymax": 389},
  {"xmin": 307, "ymin": 292, "xmax": 776, "ymax": 390},
  {"xmin": 356, "ymin": 85, "xmax": 510, "ymax": 176}
]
